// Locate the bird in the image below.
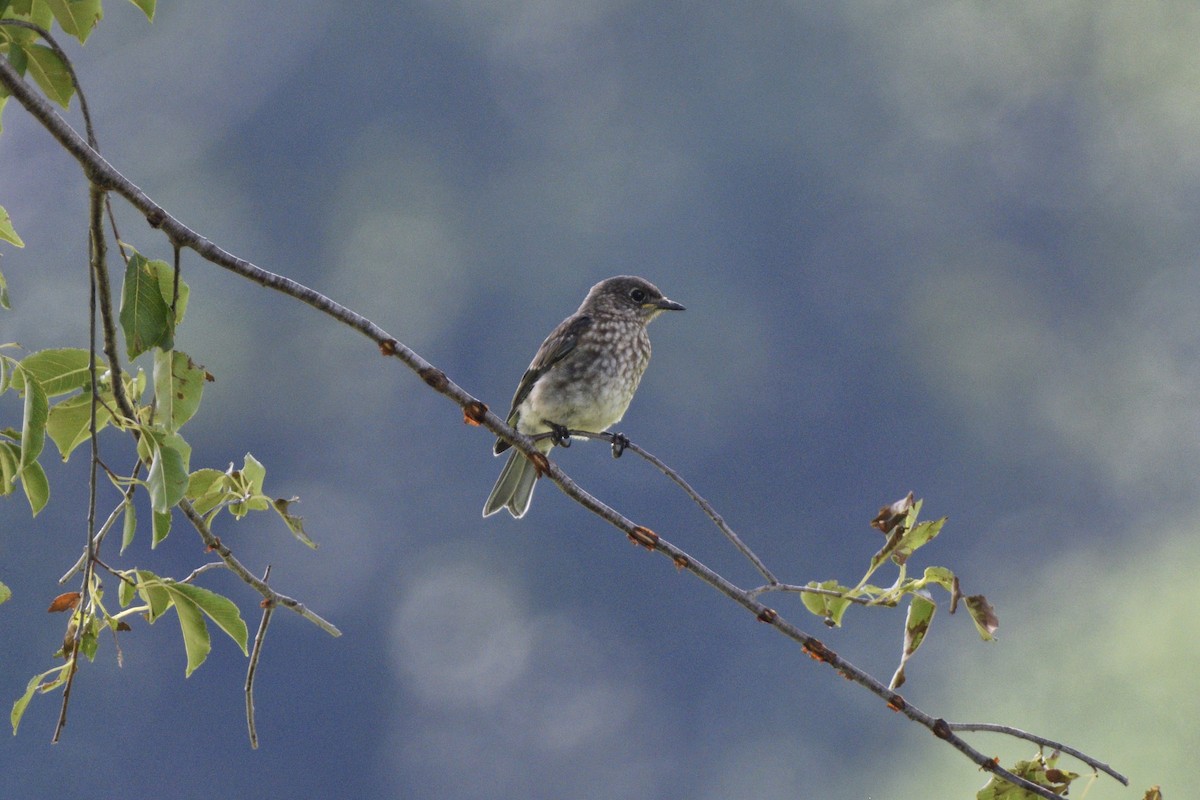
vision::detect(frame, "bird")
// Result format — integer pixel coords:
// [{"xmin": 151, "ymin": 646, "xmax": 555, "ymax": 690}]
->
[{"xmin": 483, "ymin": 276, "xmax": 685, "ymax": 518}]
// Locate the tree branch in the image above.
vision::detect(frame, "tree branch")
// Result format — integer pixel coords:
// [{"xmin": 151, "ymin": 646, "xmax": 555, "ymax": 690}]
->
[{"xmin": 0, "ymin": 55, "xmax": 1125, "ymax": 797}]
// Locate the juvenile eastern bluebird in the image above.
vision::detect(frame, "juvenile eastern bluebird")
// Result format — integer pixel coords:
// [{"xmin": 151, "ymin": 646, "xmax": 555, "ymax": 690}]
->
[{"xmin": 483, "ymin": 276, "xmax": 685, "ymax": 518}]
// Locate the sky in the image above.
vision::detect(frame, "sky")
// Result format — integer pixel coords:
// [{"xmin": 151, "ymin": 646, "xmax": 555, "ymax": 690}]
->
[{"xmin": 1, "ymin": 2, "xmax": 1197, "ymax": 798}]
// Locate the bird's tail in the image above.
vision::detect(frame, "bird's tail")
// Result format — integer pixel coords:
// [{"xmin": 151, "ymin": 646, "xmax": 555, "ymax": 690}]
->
[{"xmin": 482, "ymin": 441, "xmax": 550, "ymax": 518}]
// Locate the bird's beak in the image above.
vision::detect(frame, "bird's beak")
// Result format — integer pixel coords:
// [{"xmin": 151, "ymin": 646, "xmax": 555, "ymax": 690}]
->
[{"xmin": 654, "ymin": 297, "xmax": 685, "ymax": 312}]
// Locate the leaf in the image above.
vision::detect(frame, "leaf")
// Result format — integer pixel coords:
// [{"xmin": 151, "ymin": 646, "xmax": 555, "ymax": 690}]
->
[
  {"xmin": 229, "ymin": 453, "xmax": 269, "ymax": 517},
  {"xmin": 145, "ymin": 437, "xmax": 188, "ymax": 516},
  {"xmin": 121, "ymin": 501, "xmax": 136, "ymax": 553},
  {"xmin": 128, "ymin": 0, "xmax": 155, "ymax": 21},
  {"xmin": 42, "ymin": 0, "xmax": 103, "ymax": 44},
  {"xmin": 118, "ymin": 571, "xmax": 136, "ymax": 607},
  {"xmin": 976, "ymin": 751, "xmax": 1078, "ymax": 799},
  {"xmin": 152, "ymin": 350, "xmax": 205, "ymax": 432},
  {"xmin": 47, "ymin": 591, "xmax": 80, "ymax": 612},
  {"xmin": 273, "ymin": 496, "xmax": 316, "ymax": 549},
  {"xmin": 168, "ymin": 582, "xmax": 248, "ymax": 655},
  {"xmin": 889, "ymin": 516, "xmax": 947, "ymax": 567},
  {"xmin": 186, "ymin": 467, "xmax": 228, "ymax": 514},
  {"xmin": 78, "ymin": 616, "xmax": 101, "ymax": 661},
  {"xmin": 871, "ymin": 491, "xmax": 915, "ymax": 533},
  {"xmin": 152, "ymin": 508, "xmax": 172, "ymax": 546},
  {"xmin": 0, "ymin": 441, "xmax": 18, "ymax": 495},
  {"xmin": 241, "ymin": 453, "xmax": 266, "ymax": 494},
  {"xmin": 0, "ymin": 268, "xmax": 8, "ymax": 310},
  {"xmin": 889, "ymin": 594, "xmax": 936, "ymax": 690},
  {"xmin": 800, "ymin": 580, "xmax": 854, "ymax": 627},
  {"xmin": 10, "ymin": 673, "xmax": 41, "ymax": 735},
  {"xmin": 0, "ymin": 581, "xmax": 11, "ymax": 605},
  {"xmin": 918, "ymin": 565, "xmax": 956, "ymax": 593},
  {"xmin": 165, "ymin": 585, "xmax": 210, "ymax": 676},
  {"xmin": 152, "ymin": 257, "xmax": 189, "ymax": 325},
  {"xmin": 119, "ymin": 253, "xmax": 174, "ymax": 360},
  {"xmin": 22, "ymin": 43, "xmax": 75, "ymax": 107},
  {"xmin": 17, "ymin": 366, "xmax": 47, "ymax": 473},
  {"xmin": 19, "ymin": 457, "xmax": 48, "ymax": 516},
  {"xmin": 134, "ymin": 570, "xmax": 172, "ymax": 621},
  {"xmin": 15, "ymin": 348, "xmax": 92, "ymax": 396},
  {"xmin": 964, "ymin": 594, "xmax": 999, "ymax": 641},
  {"xmin": 46, "ymin": 390, "xmax": 112, "ymax": 460},
  {"xmin": 11, "ymin": 666, "xmax": 68, "ymax": 734},
  {"xmin": 0, "ymin": 206, "xmax": 22, "ymax": 248}
]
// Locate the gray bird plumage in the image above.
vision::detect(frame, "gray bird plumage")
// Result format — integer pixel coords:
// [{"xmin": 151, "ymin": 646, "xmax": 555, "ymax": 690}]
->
[{"xmin": 483, "ymin": 276, "xmax": 684, "ymax": 518}]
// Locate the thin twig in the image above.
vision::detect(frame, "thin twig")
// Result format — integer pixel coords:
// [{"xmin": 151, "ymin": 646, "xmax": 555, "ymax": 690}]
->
[
  {"xmin": 180, "ymin": 561, "xmax": 226, "ymax": 584},
  {"xmin": 58, "ymin": 484, "xmax": 134, "ymax": 583},
  {"xmin": 246, "ymin": 565, "xmax": 273, "ymax": 750},
  {"xmin": 546, "ymin": 430, "xmax": 778, "ymax": 584},
  {"xmin": 947, "ymin": 722, "xmax": 1128, "ymax": 785},
  {"xmin": 748, "ymin": 582, "xmax": 873, "ymax": 605},
  {"xmin": 53, "ymin": 180, "xmax": 108, "ymax": 743},
  {"xmin": 177, "ymin": 499, "xmax": 340, "ymax": 637}
]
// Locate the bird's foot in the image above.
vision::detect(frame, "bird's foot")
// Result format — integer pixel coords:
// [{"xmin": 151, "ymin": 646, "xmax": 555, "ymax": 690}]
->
[
  {"xmin": 548, "ymin": 422, "xmax": 571, "ymax": 448},
  {"xmin": 611, "ymin": 432, "xmax": 629, "ymax": 458}
]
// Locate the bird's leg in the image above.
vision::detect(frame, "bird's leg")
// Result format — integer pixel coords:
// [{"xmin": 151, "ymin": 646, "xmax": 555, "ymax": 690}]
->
[
  {"xmin": 610, "ymin": 432, "xmax": 629, "ymax": 458},
  {"xmin": 548, "ymin": 421, "xmax": 572, "ymax": 448}
]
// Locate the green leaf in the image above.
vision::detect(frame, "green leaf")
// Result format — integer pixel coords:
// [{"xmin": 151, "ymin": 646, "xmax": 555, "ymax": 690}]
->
[
  {"xmin": 119, "ymin": 253, "xmax": 174, "ymax": 360},
  {"xmin": 889, "ymin": 516, "xmax": 948, "ymax": 567},
  {"xmin": 20, "ymin": 459, "xmax": 48, "ymax": 516},
  {"xmin": 79, "ymin": 616, "xmax": 101, "ymax": 661},
  {"xmin": 164, "ymin": 585, "xmax": 210, "ymax": 676},
  {"xmin": 964, "ymin": 594, "xmax": 999, "ymax": 641},
  {"xmin": 128, "ymin": 0, "xmax": 155, "ymax": 20},
  {"xmin": 46, "ymin": 390, "xmax": 112, "ymax": 460},
  {"xmin": 0, "ymin": 441, "xmax": 18, "ymax": 495},
  {"xmin": 800, "ymin": 580, "xmax": 854, "ymax": 627},
  {"xmin": 10, "ymin": 673, "xmax": 41, "ymax": 735},
  {"xmin": 918, "ymin": 565, "xmax": 956, "ymax": 593},
  {"xmin": 118, "ymin": 571, "xmax": 136, "ymax": 607},
  {"xmin": 121, "ymin": 501, "xmax": 136, "ymax": 553},
  {"xmin": 0, "ymin": 580, "xmax": 11, "ymax": 605},
  {"xmin": 977, "ymin": 752, "xmax": 1079, "ymax": 799},
  {"xmin": 151, "ymin": 508, "xmax": 171, "ymax": 546},
  {"xmin": 229, "ymin": 453, "xmax": 269, "ymax": 517},
  {"xmin": 273, "ymin": 496, "xmax": 316, "ymax": 549},
  {"xmin": 0, "ymin": 206, "xmax": 22, "ymax": 248},
  {"xmin": 134, "ymin": 571, "xmax": 172, "ymax": 620},
  {"xmin": 241, "ymin": 453, "xmax": 266, "ymax": 494},
  {"xmin": 15, "ymin": 348, "xmax": 91, "ymax": 397},
  {"xmin": 168, "ymin": 582, "xmax": 248, "ymax": 655},
  {"xmin": 42, "ymin": 0, "xmax": 103, "ymax": 44},
  {"xmin": 11, "ymin": 666, "xmax": 68, "ymax": 735},
  {"xmin": 152, "ymin": 257, "xmax": 189, "ymax": 325},
  {"xmin": 22, "ymin": 43, "xmax": 74, "ymax": 107},
  {"xmin": 16, "ymin": 366, "xmax": 47, "ymax": 473},
  {"xmin": 186, "ymin": 467, "xmax": 229, "ymax": 515},
  {"xmin": 152, "ymin": 350, "xmax": 205, "ymax": 432},
  {"xmin": 145, "ymin": 437, "xmax": 188, "ymax": 516},
  {"xmin": 889, "ymin": 594, "xmax": 936, "ymax": 690}
]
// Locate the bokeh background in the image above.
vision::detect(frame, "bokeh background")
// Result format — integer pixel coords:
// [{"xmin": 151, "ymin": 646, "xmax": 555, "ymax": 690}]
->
[{"xmin": 1, "ymin": 2, "xmax": 1196, "ymax": 798}]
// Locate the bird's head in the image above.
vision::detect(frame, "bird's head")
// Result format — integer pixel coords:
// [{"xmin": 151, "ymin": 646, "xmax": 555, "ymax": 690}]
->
[{"xmin": 583, "ymin": 275, "xmax": 685, "ymax": 322}]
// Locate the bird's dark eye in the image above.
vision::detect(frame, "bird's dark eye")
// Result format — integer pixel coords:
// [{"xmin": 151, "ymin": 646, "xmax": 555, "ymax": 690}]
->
[{"xmin": 629, "ymin": 287, "xmax": 647, "ymax": 303}]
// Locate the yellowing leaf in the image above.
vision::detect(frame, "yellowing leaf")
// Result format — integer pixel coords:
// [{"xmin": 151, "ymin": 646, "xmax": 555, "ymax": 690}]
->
[{"xmin": 0, "ymin": 206, "xmax": 23, "ymax": 248}]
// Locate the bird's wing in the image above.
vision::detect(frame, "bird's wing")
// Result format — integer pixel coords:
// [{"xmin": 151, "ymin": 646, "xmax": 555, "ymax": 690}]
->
[
  {"xmin": 494, "ymin": 314, "xmax": 592, "ymax": 454},
  {"xmin": 511, "ymin": 313, "xmax": 592, "ymax": 416}
]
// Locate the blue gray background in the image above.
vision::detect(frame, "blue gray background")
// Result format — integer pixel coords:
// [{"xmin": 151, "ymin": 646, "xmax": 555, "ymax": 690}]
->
[{"xmin": 1, "ymin": 3, "xmax": 1195, "ymax": 798}]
